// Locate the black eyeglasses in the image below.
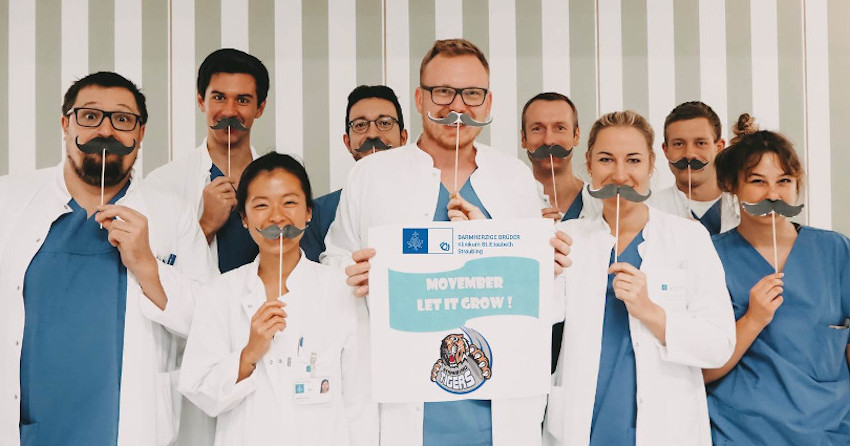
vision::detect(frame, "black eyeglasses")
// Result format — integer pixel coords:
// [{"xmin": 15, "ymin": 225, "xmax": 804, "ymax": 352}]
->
[
  {"xmin": 347, "ymin": 116, "xmax": 399, "ymax": 134},
  {"xmin": 66, "ymin": 107, "xmax": 142, "ymax": 131},
  {"xmin": 420, "ymin": 85, "xmax": 489, "ymax": 106}
]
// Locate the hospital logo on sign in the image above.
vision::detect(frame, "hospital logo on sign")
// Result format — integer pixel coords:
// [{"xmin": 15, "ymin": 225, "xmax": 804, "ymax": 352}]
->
[
  {"xmin": 402, "ymin": 228, "xmax": 454, "ymax": 254},
  {"xmin": 430, "ymin": 326, "xmax": 492, "ymax": 394}
]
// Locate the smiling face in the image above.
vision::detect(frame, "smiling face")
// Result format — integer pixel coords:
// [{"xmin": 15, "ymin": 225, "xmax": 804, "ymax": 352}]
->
[
  {"xmin": 241, "ymin": 168, "xmax": 312, "ymax": 256},
  {"xmin": 343, "ymin": 97, "xmax": 407, "ymax": 160},
  {"xmin": 198, "ymin": 72, "xmax": 266, "ymax": 148},
  {"xmin": 522, "ymin": 99, "xmax": 580, "ymax": 173},
  {"xmin": 662, "ymin": 117, "xmax": 724, "ymax": 189},
  {"xmin": 416, "ymin": 54, "xmax": 491, "ymax": 151},
  {"xmin": 587, "ymin": 126, "xmax": 654, "ymax": 209},
  {"xmin": 734, "ymin": 152, "xmax": 799, "ymax": 226},
  {"xmin": 62, "ymin": 85, "xmax": 144, "ymax": 187}
]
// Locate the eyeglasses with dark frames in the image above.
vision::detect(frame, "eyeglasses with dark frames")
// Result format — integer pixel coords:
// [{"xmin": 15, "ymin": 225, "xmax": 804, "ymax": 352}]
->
[
  {"xmin": 66, "ymin": 107, "xmax": 142, "ymax": 131},
  {"xmin": 347, "ymin": 116, "xmax": 399, "ymax": 134},
  {"xmin": 420, "ymin": 85, "xmax": 489, "ymax": 106}
]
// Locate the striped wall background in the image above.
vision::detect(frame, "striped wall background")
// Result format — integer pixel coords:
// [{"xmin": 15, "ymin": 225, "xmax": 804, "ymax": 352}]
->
[{"xmin": 2, "ymin": 0, "xmax": 848, "ymax": 235}]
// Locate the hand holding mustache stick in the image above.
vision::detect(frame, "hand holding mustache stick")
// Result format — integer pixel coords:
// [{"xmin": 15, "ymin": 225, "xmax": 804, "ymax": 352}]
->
[
  {"xmin": 741, "ymin": 199, "xmax": 805, "ymax": 273},
  {"xmin": 588, "ymin": 184, "xmax": 652, "ymax": 262},
  {"xmin": 427, "ymin": 111, "xmax": 492, "ymax": 194},
  {"xmin": 256, "ymin": 224, "xmax": 307, "ymax": 297},
  {"xmin": 529, "ymin": 145, "xmax": 573, "ymax": 211},
  {"xmin": 210, "ymin": 117, "xmax": 249, "ymax": 178}
]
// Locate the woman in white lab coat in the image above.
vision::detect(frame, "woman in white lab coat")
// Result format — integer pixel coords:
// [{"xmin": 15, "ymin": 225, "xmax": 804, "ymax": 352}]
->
[
  {"xmin": 543, "ymin": 111, "xmax": 735, "ymax": 446},
  {"xmin": 179, "ymin": 152, "xmax": 376, "ymax": 445}
]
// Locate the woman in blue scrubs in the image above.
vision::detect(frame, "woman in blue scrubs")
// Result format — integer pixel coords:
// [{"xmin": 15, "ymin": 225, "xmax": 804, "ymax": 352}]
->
[{"xmin": 705, "ymin": 114, "xmax": 850, "ymax": 445}]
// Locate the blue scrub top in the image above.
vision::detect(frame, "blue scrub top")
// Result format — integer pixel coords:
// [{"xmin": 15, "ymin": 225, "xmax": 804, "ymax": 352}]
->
[
  {"xmin": 20, "ymin": 181, "xmax": 130, "ymax": 446},
  {"xmin": 300, "ymin": 189, "xmax": 341, "ymax": 262},
  {"xmin": 708, "ymin": 227, "xmax": 850, "ymax": 445},
  {"xmin": 210, "ymin": 164, "xmax": 259, "ymax": 272},
  {"xmin": 589, "ymin": 231, "xmax": 643, "ymax": 446},
  {"xmin": 691, "ymin": 198, "xmax": 722, "ymax": 236},
  {"xmin": 423, "ymin": 178, "xmax": 493, "ymax": 446},
  {"xmin": 551, "ymin": 192, "xmax": 584, "ymax": 373}
]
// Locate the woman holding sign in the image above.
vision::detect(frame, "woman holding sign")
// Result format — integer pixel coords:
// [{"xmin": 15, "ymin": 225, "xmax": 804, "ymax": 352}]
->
[
  {"xmin": 179, "ymin": 153, "xmax": 376, "ymax": 445},
  {"xmin": 704, "ymin": 115, "xmax": 850, "ymax": 445},
  {"xmin": 543, "ymin": 111, "xmax": 735, "ymax": 445}
]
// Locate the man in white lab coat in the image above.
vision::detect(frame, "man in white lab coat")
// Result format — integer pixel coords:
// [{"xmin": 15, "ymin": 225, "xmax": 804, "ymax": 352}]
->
[
  {"xmin": 323, "ymin": 38, "xmax": 571, "ymax": 446},
  {"xmin": 0, "ymin": 71, "xmax": 214, "ymax": 446}
]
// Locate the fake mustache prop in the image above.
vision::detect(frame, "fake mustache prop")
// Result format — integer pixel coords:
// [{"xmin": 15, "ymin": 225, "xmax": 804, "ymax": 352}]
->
[
  {"xmin": 256, "ymin": 224, "xmax": 308, "ymax": 298},
  {"xmin": 210, "ymin": 117, "xmax": 248, "ymax": 131},
  {"xmin": 528, "ymin": 144, "xmax": 573, "ymax": 160},
  {"xmin": 355, "ymin": 138, "xmax": 392, "ymax": 153},
  {"xmin": 669, "ymin": 157, "xmax": 708, "ymax": 171},
  {"xmin": 741, "ymin": 199, "xmax": 804, "ymax": 274},
  {"xmin": 427, "ymin": 111, "xmax": 493, "ymax": 127},
  {"xmin": 427, "ymin": 111, "xmax": 492, "ymax": 193},
  {"xmin": 741, "ymin": 199, "xmax": 804, "ymax": 218},
  {"xmin": 587, "ymin": 183, "xmax": 652, "ymax": 202},
  {"xmin": 75, "ymin": 136, "xmax": 136, "ymax": 156}
]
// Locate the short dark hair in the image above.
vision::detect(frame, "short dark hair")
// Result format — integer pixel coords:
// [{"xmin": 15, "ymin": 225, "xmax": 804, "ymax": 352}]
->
[
  {"xmin": 197, "ymin": 48, "xmax": 270, "ymax": 104},
  {"xmin": 715, "ymin": 114, "xmax": 803, "ymax": 193},
  {"xmin": 62, "ymin": 71, "xmax": 148, "ymax": 124},
  {"xmin": 236, "ymin": 152, "xmax": 314, "ymax": 215},
  {"xmin": 663, "ymin": 101, "xmax": 722, "ymax": 143},
  {"xmin": 521, "ymin": 92, "xmax": 579, "ymax": 134},
  {"xmin": 345, "ymin": 85, "xmax": 405, "ymax": 134}
]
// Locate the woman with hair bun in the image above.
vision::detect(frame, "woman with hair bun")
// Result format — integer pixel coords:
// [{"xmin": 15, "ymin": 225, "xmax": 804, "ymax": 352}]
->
[{"xmin": 704, "ymin": 114, "xmax": 850, "ymax": 445}]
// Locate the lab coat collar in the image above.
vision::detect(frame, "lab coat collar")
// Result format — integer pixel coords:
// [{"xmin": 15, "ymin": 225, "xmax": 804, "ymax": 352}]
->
[
  {"xmin": 199, "ymin": 136, "xmax": 260, "ymax": 171},
  {"xmin": 240, "ymin": 249, "xmax": 311, "ymax": 315},
  {"xmin": 586, "ymin": 203, "xmax": 671, "ymax": 259},
  {"xmin": 54, "ymin": 160, "xmax": 142, "ymax": 205},
  {"xmin": 411, "ymin": 133, "xmax": 490, "ymax": 168}
]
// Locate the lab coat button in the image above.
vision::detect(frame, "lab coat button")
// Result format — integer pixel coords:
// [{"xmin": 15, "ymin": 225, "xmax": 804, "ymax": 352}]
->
[
  {"xmin": 13, "ymin": 394, "xmax": 18, "ymax": 400},
  {"xmin": 15, "ymin": 340, "xmax": 20, "ymax": 346},
  {"xmin": 16, "ymin": 286, "xmax": 21, "ymax": 291},
  {"xmin": 35, "ymin": 238, "xmax": 41, "ymax": 243},
  {"xmin": 269, "ymin": 360, "xmax": 274, "ymax": 365}
]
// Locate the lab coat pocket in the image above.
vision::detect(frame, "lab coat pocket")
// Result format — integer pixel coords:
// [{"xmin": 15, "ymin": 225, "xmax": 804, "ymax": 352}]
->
[
  {"xmin": 155, "ymin": 370, "xmax": 183, "ymax": 445},
  {"xmin": 543, "ymin": 384, "xmax": 566, "ymax": 443},
  {"xmin": 648, "ymin": 267, "xmax": 688, "ymax": 312}
]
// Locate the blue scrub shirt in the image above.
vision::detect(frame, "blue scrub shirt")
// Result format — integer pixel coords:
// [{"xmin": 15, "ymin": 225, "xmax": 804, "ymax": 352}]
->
[
  {"xmin": 708, "ymin": 227, "xmax": 850, "ymax": 445},
  {"xmin": 210, "ymin": 164, "xmax": 259, "ymax": 272},
  {"xmin": 20, "ymin": 181, "xmax": 130, "ymax": 446},
  {"xmin": 423, "ymin": 178, "xmax": 493, "ymax": 446},
  {"xmin": 551, "ymin": 192, "xmax": 584, "ymax": 373},
  {"xmin": 691, "ymin": 198, "xmax": 722, "ymax": 236},
  {"xmin": 300, "ymin": 188, "xmax": 341, "ymax": 262},
  {"xmin": 588, "ymin": 231, "xmax": 643, "ymax": 446}
]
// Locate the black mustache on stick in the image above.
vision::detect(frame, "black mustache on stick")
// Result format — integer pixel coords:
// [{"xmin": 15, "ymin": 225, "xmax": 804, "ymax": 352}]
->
[
  {"xmin": 75, "ymin": 136, "xmax": 136, "ymax": 155},
  {"xmin": 355, "ymin": 138, "xmax": 392, "ymax": 153},
  {"xmin": 427, "ymin": 111, "xmax": 492, "ymax": 127},
  {"xmin": 528, "ymin": 144, "xmax": 573, "ymax": 160},
  {"xmin": 210, "ymin": 117, "xmax": 249, "ymax": 131},
  {"xmin": 670, "ymin": 158, "xmax": 708, "ymax": 171},
  {"xmin": 587, "ymin": 183, "xmax": 652, "ymax": 203},
  {"xmin": 741, "ymin": 199, "xmax": 804, "ymax": 217},
  {"xmin": 256, "ymin": 224, "xmax": 307, "ymax": 240}
]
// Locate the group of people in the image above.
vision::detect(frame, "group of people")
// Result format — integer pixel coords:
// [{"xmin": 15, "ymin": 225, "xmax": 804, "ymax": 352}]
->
[{"xmin": 1, "ymin": 37, "xmax": 848, "ymax": 446}]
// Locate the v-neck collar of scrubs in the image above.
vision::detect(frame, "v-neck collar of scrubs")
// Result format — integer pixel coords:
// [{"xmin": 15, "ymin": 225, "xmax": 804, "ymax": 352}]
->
[{"xmin": 728, "ymin": 226, "xmax": 804, "ymax": 273}]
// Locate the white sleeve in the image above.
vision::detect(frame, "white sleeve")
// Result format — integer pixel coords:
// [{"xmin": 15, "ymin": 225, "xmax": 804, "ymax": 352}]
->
[
  {"xmin": 320, "ymin": 164, "xmax": 364, "ymax": 269},
  {"xmin": 341, "ymin": 294, "xmax": 379, "ymax": 446}
]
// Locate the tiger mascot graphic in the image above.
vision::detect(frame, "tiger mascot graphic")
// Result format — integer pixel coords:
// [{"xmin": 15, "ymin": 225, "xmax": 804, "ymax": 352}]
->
[{"xmin": 430, "ymin": 327, "xmax": 492, "ymax": 393}]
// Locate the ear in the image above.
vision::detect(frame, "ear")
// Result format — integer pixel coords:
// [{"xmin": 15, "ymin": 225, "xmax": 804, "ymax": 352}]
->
[
  {"xmin": 255, "ymin": 99, "xmax": 267, "ymax": 119},
  {"xmin": 197, "ymin": 93, "xmax": 206, "ymax": 112},
  {"xmin": 306, "ymin": 206, "xmax": 313, "ymax": 224},
  {"xmin": 61, "ymin": 114, "xmax": 70, "ymax": 136},
  {"xmin": 572, "ymin": 126, "xmax": 581, "ymax": 147},
  {"xmin": 240, "ymin": 213, "xmax": 248, "ymax": 229},
  {"xmin": 414, "ymin": 87, "xmax": 424, "ymax": 114},
  {"xmin": 400, "ymin": 129, "xmax": 409, "ymax": 146},
  {"xmin": 715, "ymin": 138, "xmax": 726, "ymax": 152},
  {"xmin": 661, "ymin": 142, "xmax": 669, "ymax": 155},
  {"xmin": 343, "ymin": 133, "xmax": 351, "ymax": 150},
  {"xmin": 138, "ymin": 124, "xmax": 146, "ymax": 144},
  {"xmin": 520, "ymin": 129, "xmax": 527, "ymax": 148}
]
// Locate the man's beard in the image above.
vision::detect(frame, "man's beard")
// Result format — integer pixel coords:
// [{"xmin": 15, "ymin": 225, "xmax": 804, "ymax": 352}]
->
[{"xmin": 70, "ymin": 152, "xmax": 131, "ymax": 187}]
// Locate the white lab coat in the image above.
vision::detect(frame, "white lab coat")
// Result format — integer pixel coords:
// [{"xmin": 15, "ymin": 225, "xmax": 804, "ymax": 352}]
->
[
  {"xmin": 178, "ymin": 255, "xmax": 377, "ymax": 445},
  {"xmin": 647, "ymin": 186, "xmax": 739, "ymax": 233},
  {"xmin": 544, "ymin": 206, "xmax": 735, "ymax": 446},
  {"xmin": 0, "ymin": 164, "xmax": 215, "ymax": 446},
  {"xmin": 535, "ymin": 179, "xmax": 602, "ymax": 220},
  {"xmin": 322, "ymin": 141, "xmax": 549, "ymax": 446},
  {"xmin": 146, "ymin": 138, "xmax": 260, "ymax": 272}
]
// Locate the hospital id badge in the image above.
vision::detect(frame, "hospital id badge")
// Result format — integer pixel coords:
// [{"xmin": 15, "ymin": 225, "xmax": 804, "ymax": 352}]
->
[{"xmin": 292, "ymin": 376, "xmax": 333, "ymax": 405}]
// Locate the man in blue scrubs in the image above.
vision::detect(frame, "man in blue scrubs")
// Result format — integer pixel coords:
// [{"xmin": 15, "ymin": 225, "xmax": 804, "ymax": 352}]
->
[
  {"xmin": 0, "ymin": 72, "xmax": 213, "ymax": 446},
  {"xmin": 147, "ymin": 48, "xmax": 269, "ymax": 273},
  {"xmin": 301, "ymin": 85, "xmax": 407, "ymax": 261}
]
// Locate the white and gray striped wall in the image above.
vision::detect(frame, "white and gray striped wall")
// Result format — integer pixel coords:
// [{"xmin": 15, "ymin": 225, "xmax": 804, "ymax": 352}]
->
[{"xmin": 3, "ymin": 0, "xmax": 849, "ymax": 234}]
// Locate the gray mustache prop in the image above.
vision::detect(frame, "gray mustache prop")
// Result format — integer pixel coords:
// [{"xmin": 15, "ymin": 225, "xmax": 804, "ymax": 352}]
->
[
  {"xmin": 427, "ymin": 111, "xmax": 492, "ymax": 127},
  {"xmin": 355, "ymin": 138, "xmax": 392, "ymax": 153},
  {"xmin": 528, "ymin": 144, "xmax": 573, "ymax": 160},
  {"xmin": 587, "ymin": 183, "xmax": 652, "ymax": 202},
  {"xmin": 210, "ymin": 117, "xmax": 248, "ymax": 131},
  {"xmin": 256, "ymin": 224, "xmax": 307, "ymax": 240},
  {"xmin": 741, "ymin": 199, "xmax": 804, "ymax": 217},
  {"xmin": 75, "ymin": 136, "xmax": 136, "ymax": 156},
  {"xmin": 670, "ymin": 158, "xmax": 708, "ymax": 171}
]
